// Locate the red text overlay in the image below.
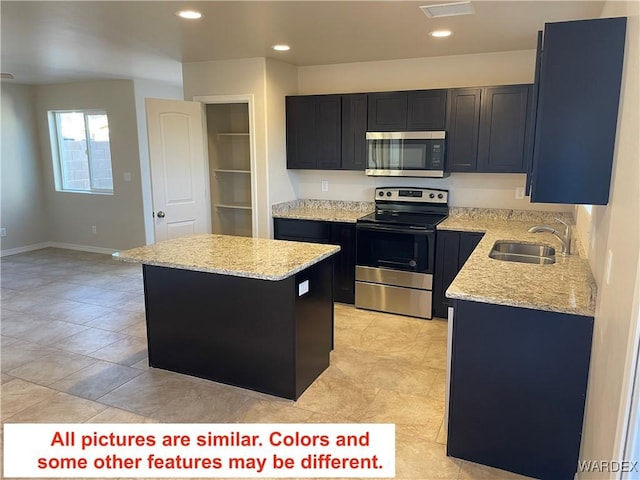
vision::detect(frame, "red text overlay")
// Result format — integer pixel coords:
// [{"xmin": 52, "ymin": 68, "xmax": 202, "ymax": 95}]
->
[{"xmin": 3, "ymin": 423, "xmax": 395, "ymax": 478}]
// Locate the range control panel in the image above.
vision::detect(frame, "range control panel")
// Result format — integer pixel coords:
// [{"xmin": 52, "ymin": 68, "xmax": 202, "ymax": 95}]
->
[{"xmin": 375, "ymin": 187, "xmax": 448, "ymax": 204}]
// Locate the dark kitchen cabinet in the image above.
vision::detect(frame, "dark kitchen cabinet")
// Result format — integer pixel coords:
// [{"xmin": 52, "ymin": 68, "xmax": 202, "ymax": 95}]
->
[
  {"xmin": 447, "ymin": 85, "xmax": 531, "ymax": 173},
  {"xmin": 367, "ymin": 89, "xmax": 447, "ymax": 131},
  {"xmin": 432, "ymin": 230, "xmax": 483, "ymax": 319},
  {"xmin": 446, "ymin": 88, "xmax": 482, "ymax": 172},
  {"xmin": 341, "ymin": 94, "xmax": 368, "ymax": 170},
  {"xmin": 477, "ymin": 86, "xmax": 532, "ymax": 173},
  {"xmin": 274, "ymin": 218, "xmax": 356, "ymax": 304},
  {"xmin": 528, "ymin": 17, "xmax": 626, "ymax": 205},
  {"xmin": 286, "ymin": 95, "xmax": 341, "ymax": 170},
  {"xmin": 448, "ymin": 299, "xmax": 593, "ymax": 479}
]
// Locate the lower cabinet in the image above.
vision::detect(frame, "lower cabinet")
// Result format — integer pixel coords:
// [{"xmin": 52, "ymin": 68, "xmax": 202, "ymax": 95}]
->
[
  {"xmin": 274, "ymin": 218, "xmax": 356, "ymax": 304},
  {"xmin": 433, "ymin": 230, "xmax": 484, "ymax": 319},
  {"xmin": 448, "ymin": 299, "xmax": 593, "ymax": 479}
]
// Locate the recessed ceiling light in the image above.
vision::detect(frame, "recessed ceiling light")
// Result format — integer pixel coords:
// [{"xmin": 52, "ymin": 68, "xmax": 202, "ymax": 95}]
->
[
  {"xmin": 431, "ymin": 30, "xmax": 453, "ymax": 38},
  {"xmin": 272, "ymin": 44, "xmax": 291, "ymax": 52},
  {"xmin": 176, "ymin": 10, "xmax": 202, "ymax": 20},
  {"xmin": 421, "ymin": 1, "xmax": 475, "ymax": 18}
]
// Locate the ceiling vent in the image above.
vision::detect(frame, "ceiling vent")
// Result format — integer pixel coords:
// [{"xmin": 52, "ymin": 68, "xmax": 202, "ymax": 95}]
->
[{"xmin": 420, "ymin": 1, "xmax": 475, "ymax": 18}]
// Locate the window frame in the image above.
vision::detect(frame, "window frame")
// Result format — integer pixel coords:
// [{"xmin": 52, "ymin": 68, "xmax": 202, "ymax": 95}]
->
[{"xmin": 48, "ymin": 109, "xmax": 114, "ymax": 195}]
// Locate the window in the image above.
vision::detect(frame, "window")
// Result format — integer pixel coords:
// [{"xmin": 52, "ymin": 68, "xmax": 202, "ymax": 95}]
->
[{"xmin": 49, "ymin": 110, "xmax": 114, "ymax": 193}]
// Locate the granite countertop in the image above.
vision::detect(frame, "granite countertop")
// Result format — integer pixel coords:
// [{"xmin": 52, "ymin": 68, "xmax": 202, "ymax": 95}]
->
[
  {"xmin": 113, "ymin": 234, "xmax": 340, "ymax": 281},
  {"xmin": 272, "ymin": 199, "xmax": 374, "ymax": 223},
  {"xmin": 439, "ymin": 209, "xmax": 596, "ymax": 317}
]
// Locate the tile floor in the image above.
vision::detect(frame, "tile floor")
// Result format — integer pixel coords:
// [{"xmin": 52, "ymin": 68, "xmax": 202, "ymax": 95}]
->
[{"xmin": 1, "ymin": 248, "xmax": 531, "ymax": 479}]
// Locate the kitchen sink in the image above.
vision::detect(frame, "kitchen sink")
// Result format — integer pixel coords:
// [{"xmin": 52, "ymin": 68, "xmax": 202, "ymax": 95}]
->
[{"xmin": 489, "ymin": 241, "xmax": 556, "ymax": 265}]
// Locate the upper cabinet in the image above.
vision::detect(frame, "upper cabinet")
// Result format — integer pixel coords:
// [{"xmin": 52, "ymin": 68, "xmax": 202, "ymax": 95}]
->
[
  {"xmin": 367, "ymin": 89, "xmax": 447, "ymax": 131},
  {"xmin": 286, "ymin": 94, "xmax": 366, "ymax": 170},
  {"xmin": 447, "ymin": 85, "xmax": 532, "ymax": 173},
  {"xmin": 528, "ymin": 17, "xmax": 627, "ymax": 205},
  {"xmin": 341, "ymin": 94, "xmax": 368, "ymax": 170},
  {"xmin": 286, "ymin": 95, "xmax": 341, "ymax": 170}
]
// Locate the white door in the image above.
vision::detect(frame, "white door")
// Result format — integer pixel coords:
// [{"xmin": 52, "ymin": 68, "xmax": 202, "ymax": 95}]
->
[{"xmin": 145, "ymin": 98, "xmax": 210, "ymax": 242}]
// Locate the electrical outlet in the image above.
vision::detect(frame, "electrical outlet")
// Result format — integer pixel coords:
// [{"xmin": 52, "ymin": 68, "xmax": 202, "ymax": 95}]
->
[
  {"xmin": 123, "ymin": 172, "xmax": 132, "ymax": 182},
  {"xmin": 91, "ymin": 226, "xmax": 97, "ymax": 235},
  {"xmin": 515, "ymin": 187, "xmax": 525, "ymax": 199},
  {"xmin": 0, "ymin": 228, "xmax": 6, "ymax": 237},
  {"xmin": 321, "ymin": 180, "xmax": 329, "ymax": 192}
]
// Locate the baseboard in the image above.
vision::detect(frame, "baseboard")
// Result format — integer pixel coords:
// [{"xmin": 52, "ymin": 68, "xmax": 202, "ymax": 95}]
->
[
  {"xmin": 0, "ymin": 242, "xmax": 52, "ymax": 257},
  {"xmin": 1, "ymin": 241, "xmax": 116, "ymax": 257},
  {"xmin": 48, "ymin": 242, "xmax": 116, "ymax": 255}
]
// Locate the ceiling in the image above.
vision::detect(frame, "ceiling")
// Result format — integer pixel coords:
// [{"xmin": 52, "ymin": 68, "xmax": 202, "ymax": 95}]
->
[{"xmin": 1, "ymin": 1, "xmax": 606, "ymax": 86}]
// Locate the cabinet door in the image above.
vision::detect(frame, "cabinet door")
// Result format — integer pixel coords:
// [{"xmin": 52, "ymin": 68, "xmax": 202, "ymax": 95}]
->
[
  {"xmin": 286, "ymin": 96, "xmax": 317, "ymax": 169},
  {"xmin": 446, "ymin": 88, "xmax": 482, "ymax": 172},
  {"xmin": 315, "ymin": 96, "xmax": 342, "ymax": 169},
  {"xmin": 331, "ymin": 223, "xmax": 356, "ymax": 304},
  {"xmin": 407, "ymin": 90, "xmax": 447, "ymax": 130},
  {"xmin": 477, "ymin": 85, "xmax": 531, "ymax": 173},
  {"xmin": 458, "ymin": 232, "xmax": 484, "ymax": 270},
  {"xmin": 433, "ymin": 231, "xmax": 461, "ymax": 319},
  {"xmin": 341, "ymin": 94, "xmax": 368, "ymax": 170},
  {"xmin": 530, "ymin": 17, "xmax": 626, "ymax": 205},
  {"xmin": 367, "ymin": 92, "xmax": 407, "ymax": 131}
]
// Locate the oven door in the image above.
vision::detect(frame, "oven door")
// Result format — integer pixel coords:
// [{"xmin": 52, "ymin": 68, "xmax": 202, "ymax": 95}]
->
[{"xmin": 355, "ymin": 223, "xmax": 435, "ymax": 274}]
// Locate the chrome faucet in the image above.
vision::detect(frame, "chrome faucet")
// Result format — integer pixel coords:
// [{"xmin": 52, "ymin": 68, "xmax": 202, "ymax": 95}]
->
[{"xmin": 528, "ymin": 218, "xmax": 572, "ymax": 255}]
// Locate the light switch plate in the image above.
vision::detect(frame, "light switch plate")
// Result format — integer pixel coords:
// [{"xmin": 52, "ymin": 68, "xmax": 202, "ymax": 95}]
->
[
  {"xmin": 123, "ymin": 172, "xmax": 132, "ymax": 182},
  {"xmin": 321, "ymin": 180, "xmax": 329, "ymax": 192}
]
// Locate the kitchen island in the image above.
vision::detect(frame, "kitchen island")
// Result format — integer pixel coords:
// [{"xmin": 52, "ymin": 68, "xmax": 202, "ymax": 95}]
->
[{"xmin": 114, "ymin": 234, "xmax": 340, "ymax": 400}]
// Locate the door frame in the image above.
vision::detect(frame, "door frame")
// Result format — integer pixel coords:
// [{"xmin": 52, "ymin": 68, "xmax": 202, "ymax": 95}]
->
[{"xmin": 193, "ymin": 94, "xmax": 258, "ymax": 237}]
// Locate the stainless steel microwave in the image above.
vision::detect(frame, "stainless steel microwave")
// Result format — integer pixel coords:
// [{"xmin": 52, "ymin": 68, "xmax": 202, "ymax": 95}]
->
[{"xmin": 366, "ymin": 131, "xmax": 448, "ymax": 178}]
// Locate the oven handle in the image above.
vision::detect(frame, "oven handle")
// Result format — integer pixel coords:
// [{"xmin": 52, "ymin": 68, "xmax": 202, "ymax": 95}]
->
[{"xmin": 356, "ymin": 223, "xmax": 435, "ymax": 235}]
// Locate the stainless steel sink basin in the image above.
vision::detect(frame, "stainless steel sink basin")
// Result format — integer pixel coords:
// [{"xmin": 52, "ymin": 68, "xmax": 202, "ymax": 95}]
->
[{"xmin": 489, "ymin": 241, "xmax": 556, "ymax": 265}]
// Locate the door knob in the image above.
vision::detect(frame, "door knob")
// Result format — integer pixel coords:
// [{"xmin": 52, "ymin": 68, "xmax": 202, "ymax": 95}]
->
[{"xmin": 156, "ymin": 211, "xmax": 166, "ymax": 218}]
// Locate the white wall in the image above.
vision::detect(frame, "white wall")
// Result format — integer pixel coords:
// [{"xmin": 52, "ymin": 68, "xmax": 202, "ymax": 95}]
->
[
  {"xmin": 0, "ymin": 83, "xmax": 49, "ymax": 253},
  {"xmin": 183, "ymin": 58, "xmax": 272, "ymax": 238},
  {"xmin": 578, "ymin": 2, "xmax": 640, "ymax": 476},
  {"xmin": 132, "ymin": 79, "xmax": 183, "ymax": 244},
  {"xmin": 265, "ymin": 59, "xmax": 298, "ymax": 208},
  {"xmin": 183, "ymin": 57, "xmax": 298, "ymax": 238},
  {"xmin": 295, "ymin": 50, "xmax": 572, "ymax": 212},
  {"xmin": 33, "ymin": 80, "xmax": 146, "ymax": 251}
]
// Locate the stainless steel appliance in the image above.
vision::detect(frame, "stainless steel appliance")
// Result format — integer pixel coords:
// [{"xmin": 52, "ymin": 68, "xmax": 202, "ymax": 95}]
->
[
  {"xmin": 366, "ymin": 131, "xmax": 448, "ymax": 177},
  {"xmin": 355, "ymin": 187, "xmax": 448, "ymax": 319}
]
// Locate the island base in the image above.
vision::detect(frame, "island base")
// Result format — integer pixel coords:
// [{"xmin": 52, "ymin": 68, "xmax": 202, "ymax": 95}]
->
[{"xmin": 142, "ymin": 258, "xmax": 334, "ymax": 400}]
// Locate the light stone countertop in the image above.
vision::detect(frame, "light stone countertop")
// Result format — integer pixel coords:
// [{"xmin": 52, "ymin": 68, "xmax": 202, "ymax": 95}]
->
[
  {"xmin": 113, "ymin": 234, "xmax": 340, "ymax": 281},
  {"xmin": 272, "ymin": 199, "xmax": 374, "ymax": 223},
  {"xmin": 439, "ymin": 210, "xmax": 596, "ymax": 317}
]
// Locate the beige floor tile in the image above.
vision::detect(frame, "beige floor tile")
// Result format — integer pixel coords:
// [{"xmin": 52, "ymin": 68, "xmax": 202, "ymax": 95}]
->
[
  {"xmin": 294, "ymin": 375, "xmax": 379, "ymax": 420},
  {"xmin": 240, "ymin": 400, "xmax": 314, "ymax": 423},
  {"xmin": 395, "ymin": 435, "xmax": 461, "ymax": 479},
  {"xmin": 89, "ymin": 335, "xmax": 148, "ymax": 366},
  {"xmin": 3, "ymin": 391, "xmax": 107, "ymax": 423},
  {"xmin": 85, "ymin": 309, "xmax": 145, "ymax": 332},
  {"xmin": 118, "ymin": 320, "xmax": 147, "ymax": 338},
  {"xmin": 424, "ymin": 342, "xmax": 448, "ymax": 370},
  {"xmin": 7, "ymin": 350, "xmax": 97, "ymax": 385},
  {"xmin": 1, "ymin": 378, "xmax": 59, "ymax": 420},
  {"xmin": 458, "ymin": 459, "xmax": 534, "ymax": 479},
  {"xmin": 58, "ymin": 328, "xmax": 129, "ymax": 355},
  {"xmin": 436, "ymin": 420, "xmax": 448, "ymax": 445},
  {"xmin": 49, "ymin": 360, "xmax": 144, "ymax": 400},
  {"xmin": 0, "ymin": 339, "xmax": 58, "ymax": 372},
  {"xmin": 356, "ymin": 389, "xmax": 444, "ymax": 441},
  {"xmin": 85, "ymin": 406, "xmax": 157, "ymax": 423}
]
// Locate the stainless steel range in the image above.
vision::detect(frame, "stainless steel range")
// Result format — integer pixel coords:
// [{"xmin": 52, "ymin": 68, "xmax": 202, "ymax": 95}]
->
[{"xmin": 355, "ymin": 187, "xmax": 448, "ymax": 319}]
